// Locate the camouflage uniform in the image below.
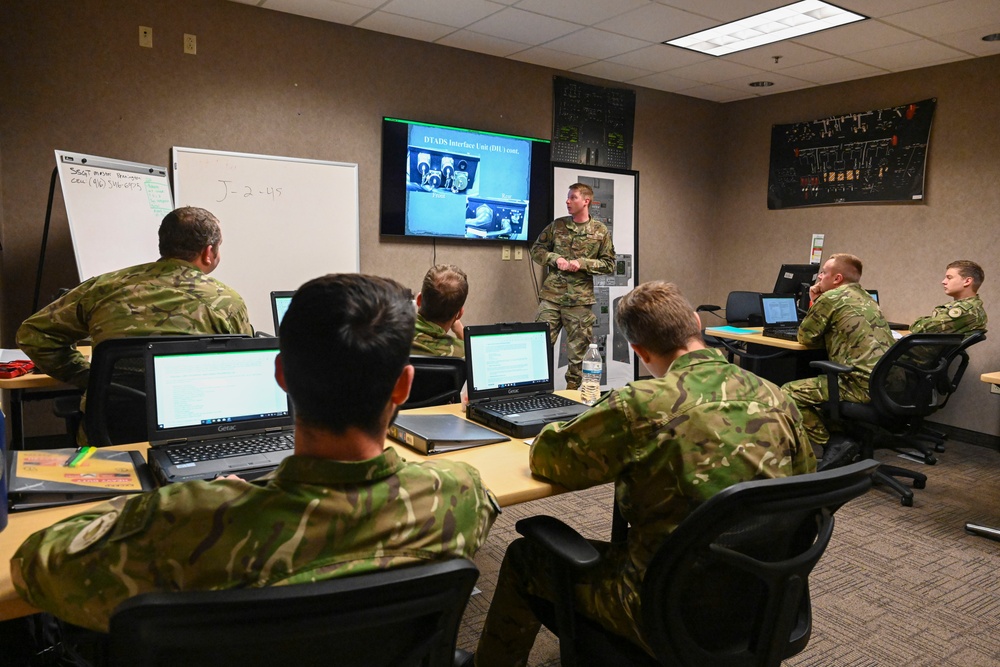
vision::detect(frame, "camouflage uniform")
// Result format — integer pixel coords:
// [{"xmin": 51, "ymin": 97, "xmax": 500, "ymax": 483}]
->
[
  {"xmin": 12, "ymin": 448, "xmax": 498, "ymax": 633},
  {"xmin": 781, "ymin": 282, "xmax": 895, "ymax": 446},
  {"xmin": 476, "ymin": 348, "xmax": 815, "ymax": 665},
  {"xmin": 531, "ymin": 216, "xmax": 615, "ymax": 388},
  {"xmin": 17, "ymin": 258, "xmax": 253, "ymax": 388},
  {"xmin": 910, "ymin": 294, "xmax": 987, "ymax": 335},
  {"xmin": 411, "ymin": 312, "xmax": 464, "ymax": 358}
]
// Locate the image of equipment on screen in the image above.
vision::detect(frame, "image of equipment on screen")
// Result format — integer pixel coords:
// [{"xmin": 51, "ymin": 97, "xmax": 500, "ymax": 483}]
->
[{"xmin": 380, "ymin": 117, "xmax": 551, "ymax": 242}]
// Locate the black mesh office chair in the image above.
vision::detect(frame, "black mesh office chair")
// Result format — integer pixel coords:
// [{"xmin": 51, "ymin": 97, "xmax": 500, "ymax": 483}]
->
[
  {"xmin": 56, "ymin": 335, "xmax": 249, "ymax": 447},
  {"xmin": 809, "ymin": 333, "xmax": 965, "ymax": 506},
  {"xmin": 514, "ymin": 460, "xmax": 878, "ymax": 667},
  {"xmin": 108, "ymin": 559, "xmax": 479, "ymax": 667},
  {"xmin": 404, "ymin": 355, "xmax": 466, "ymax": 409},
  {"xmin": 697, "ymin": 291, "xmax": 787, "ymax": 364}
]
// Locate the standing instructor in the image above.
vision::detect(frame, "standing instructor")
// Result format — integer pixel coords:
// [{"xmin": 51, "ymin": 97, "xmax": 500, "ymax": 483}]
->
[{"xmin": 531, "ymin": 183, "xmax": 615, "ymax": 389}]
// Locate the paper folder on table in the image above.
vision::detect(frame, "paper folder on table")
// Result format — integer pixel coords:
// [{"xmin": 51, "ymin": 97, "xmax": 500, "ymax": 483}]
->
[{"xmin": 388, "ymin": 414, "xmax": 509, "ymax": 455}]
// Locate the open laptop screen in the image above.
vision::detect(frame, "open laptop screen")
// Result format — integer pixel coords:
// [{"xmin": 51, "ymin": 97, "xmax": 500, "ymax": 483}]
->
[
  {"xmin": 149, "ymin": 343, "xmax": 289, "ymax": 435},
  {"xmin": 467, "ymin": 328, "xmax": 550, "ymax": 393},
  {"xmin": 760, "ymin": 295, "xmax": 800, "ymax": 326},
  {"xmin": 270, "ymin": 291, "xmax": 295, "ymax": 334}
]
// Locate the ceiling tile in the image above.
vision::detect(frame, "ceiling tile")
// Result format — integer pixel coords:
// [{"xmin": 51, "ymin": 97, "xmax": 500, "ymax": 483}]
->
[
  {"xmin": 713, "ymin": 71, "xmax": 814, "ymax": 95},
  {"xmin": 436, "ymin": 29, "xmax": 533, "ymax": 57},
  {"xmin": 850, "ymin": 38, "xmax": 970, "ymax": 71},
  {"xmin": 379, "ymin": 0, "xmax": 505, "ymax": 29},
  {"xmin": 791, "ymin": 19, "xmax": 921, "ymax": 56},
  {"xmin": 466, "ymin": 7, "xmax": 582, "ymax": 43},
  {"xmin": 570, "ymin": 60, "xmax": 653, "ymax": 82},
  {"xmin": 880, "ymin": 0, "xmax": 1000, "ymax": 37},
  {"xmin": 601, "ymin": 3, "xmax": 717, "ymax": 43},
  {"xmin": 678, "ymin": 83, "xmax": 755, "ymax": 102},
  {"xmin": 724, "ymin": 42, "xmax": 833, "ymax": 70},
  {"xmin": 668, "ymin": 0, "xmax": 794, "ymax": 22},
  {"xmin": 513, "ymin": 0, "xmax": 650, "ymax": 25},
  {"xmin": 542, "ymin": 28, "xmax": 651, "ymax": 60},
  {"xmin": 778, "ymin": 57, "xmax": 888, "ymax": 84},
  {"xmin": 935, "ymin": 22, "xmax": 1000, "ymax": 55},
  {"xmin": 627, "ymin": 70, "xmax": 703, "ymax": 92},
  {"xmin": 833, "ymin": 0, "xmax": 949, "ymax": 18},
  {"xmin": 355, "ymin": 11, "xmax": 456, "ymax": 41},
  {"xmin": 507, "ymin": 46, "xmax": 595, "ymax": 71},
  {"xmin": 666, "ymin": 58, "xmax": 766, "ymax": 84},
  {"xmin": 607, "ymin": 43, "xmax": 710, "ymax": 71}
]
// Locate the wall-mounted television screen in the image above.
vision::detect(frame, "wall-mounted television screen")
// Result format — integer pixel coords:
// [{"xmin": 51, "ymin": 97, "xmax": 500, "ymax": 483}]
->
[{"xmin": 380, "ymin": 117, "xmax": 551, "ymax": 242}]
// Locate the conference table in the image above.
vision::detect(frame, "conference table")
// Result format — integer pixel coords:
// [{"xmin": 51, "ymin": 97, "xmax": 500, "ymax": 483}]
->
[
  {"xmin": 0, "ymin": 398, "xmax": 571, "ymax": 622},
  {"xmin": 704, "ymin": 326, "xmax": 825, "ymax": 385},
  {"xmin": 0, "ymin": 346, "xmax": 90, "ymax": 450},
  {"xmin": 967, "ymin": 372, "xmax": 1000, "ymax": 541}
]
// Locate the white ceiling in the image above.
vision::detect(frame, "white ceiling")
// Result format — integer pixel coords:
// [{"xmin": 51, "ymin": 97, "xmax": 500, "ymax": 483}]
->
[{"xmin": 230, "ymin": 0, "xmax": 1000, "ymax": 102}]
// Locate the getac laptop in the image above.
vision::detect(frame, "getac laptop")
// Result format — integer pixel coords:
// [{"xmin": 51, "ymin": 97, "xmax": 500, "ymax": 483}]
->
[
  {"xmin": 866, "ymin": 289, "xmax": 908, "ymax": 330},
  {"xmin": 464, "ymin": 322, "xmax": 588, "ymax": 438},
  {"xmin": 270, "ymin": 290, "xmax": 295, "ymax": 335},
  {"xmin": 760, "ymin": 294, "xmax": 802, "ymax": 342},
  {"xmin": 144, "ymin": 337, "xmax": 295, "ymax": 484}
]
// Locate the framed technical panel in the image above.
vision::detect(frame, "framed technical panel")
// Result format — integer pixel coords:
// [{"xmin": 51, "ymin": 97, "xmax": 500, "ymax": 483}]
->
[
  {"xmin": 767, "ymin": 98, "xmax": 935, "ymax": 209},
  {"xmin": 550, "ymin": 163, "xmax": 639, "ymax": 390}
]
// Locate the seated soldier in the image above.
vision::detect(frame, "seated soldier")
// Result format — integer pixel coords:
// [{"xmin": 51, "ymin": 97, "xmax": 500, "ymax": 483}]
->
[
  {"xmin": 472, "ymin": 281, "xmax": 815, "ymax": 666},
  {"xmin": 911, "ymin": 260, "xmax": 987, "ymax": 334},
  {"xmin": 12, "ymin": 273, "xmax": 498, "ymax": 634},
  {"xmin": 411, "ymin": 264, "xmax": 469, "ymax": 358}
]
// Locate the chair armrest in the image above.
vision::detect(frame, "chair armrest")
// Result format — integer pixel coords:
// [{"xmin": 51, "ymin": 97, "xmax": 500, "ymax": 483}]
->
[
  {"xmin": 515, "ymin": 516, "xmax": 601, "ymax": 571},
  {"xmin": 808, "ymin": 360, "xmax": 854, "ymax": 421},
  {"xmin": 695, "ymin": 304, "xmax": 721, "ymax": 313}
]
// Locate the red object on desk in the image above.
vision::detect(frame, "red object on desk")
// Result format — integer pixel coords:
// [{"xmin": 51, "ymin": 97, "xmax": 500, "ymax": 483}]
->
[{"xmin": 0, "ymin": 360, "xmax": 34, "ymax": 379}]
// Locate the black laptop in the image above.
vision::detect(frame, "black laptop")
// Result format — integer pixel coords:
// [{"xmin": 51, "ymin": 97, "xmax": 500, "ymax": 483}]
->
[
  {"xmin": 270, "ymin": 290, "xmax": 295, "ymax": 335},
  {"xmin": 759, "ymin": 293, "xmax": 802, "ymax": 341},
  {"xmin": 144, "ymin": 336, "xmax": 295, "ymax": 484},
  {"xmin": 464, "ymin": 322, "xmax": 588, "ymax": 438}
]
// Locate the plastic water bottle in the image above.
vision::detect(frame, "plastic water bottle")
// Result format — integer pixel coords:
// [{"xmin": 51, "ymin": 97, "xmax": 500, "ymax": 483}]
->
[{"xmin": 580, "ymin": 344, "xmax": 602, "ymax": 406}]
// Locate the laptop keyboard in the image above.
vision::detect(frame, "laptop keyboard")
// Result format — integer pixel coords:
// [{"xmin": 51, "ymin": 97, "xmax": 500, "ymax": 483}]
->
[
  {"xmin": 492, "ymin": 394, "xmax": 580, "ymax": 415},
  {"xmin": 166, "ymin": 432, "xmax": 295, "ymax": 465},
  {"xmin": 762, "ymin": 327, "xmax": 800, "ymax": 341}
]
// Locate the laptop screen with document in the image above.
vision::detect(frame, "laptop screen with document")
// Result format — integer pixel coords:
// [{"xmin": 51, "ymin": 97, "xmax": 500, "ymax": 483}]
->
[{"xmin": 465, "ymin": 322, "xmax": 554, "ymax": 401}]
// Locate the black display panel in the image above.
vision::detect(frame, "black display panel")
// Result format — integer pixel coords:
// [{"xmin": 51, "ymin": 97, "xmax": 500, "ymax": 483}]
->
[{"xmin": 380, "ymin": 117, "xmax": 551, "ymax": 242}]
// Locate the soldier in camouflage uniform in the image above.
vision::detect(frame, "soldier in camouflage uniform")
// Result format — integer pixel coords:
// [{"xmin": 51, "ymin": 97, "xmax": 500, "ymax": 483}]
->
[
  {"xmin": 411, "ymin": 264, "xmax": 468, "ymax": 358},
  {"xmin": 474, "ymin": 281, "xmax": 815, "ymax": 666},
  {"xmin": 17, "ymin": 206, "xmax": 253, "ymax": 390},
  {"xmin": 910, "ymin": 260, "xmax": 987, "ymax": 335},
  {"xmin": 781, "ymin": 254, "xmax": 895, "ymax": 460},
  {"xmin": 531, "ymin": 183, "xmax": 615, "ymax": 389},
  {"xmin": 12, "ymin": 274, "xmax": 498, "ymax": 633}
]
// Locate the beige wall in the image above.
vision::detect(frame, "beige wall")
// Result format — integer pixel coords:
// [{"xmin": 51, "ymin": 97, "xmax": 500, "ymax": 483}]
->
[{"xmin": 2, "ymin": 1, "xmax": 997, "ymax": 435}]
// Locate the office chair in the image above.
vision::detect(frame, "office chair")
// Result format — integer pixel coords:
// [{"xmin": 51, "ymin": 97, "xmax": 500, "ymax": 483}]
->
[
  {"xmin": 55, "ymin": 334, "xmax": 249, "ymax": 447},
  {"xmin": 697, "ymin": 291, "xmax": 786, "ymax": 364},
  {"xmin": 808, "ymin": 333, "xmax": 965, "ymax": 506},
  {"xmin": 404, "ymin": 355, "xmax": 466, "ymax": 409},
  {"xmin": 108, "ymin": 559, "xmax": 479, "ymax": 667},
  {"xmin": 513, "ymin": 460, "xmax": 878, "ymax": 667}
]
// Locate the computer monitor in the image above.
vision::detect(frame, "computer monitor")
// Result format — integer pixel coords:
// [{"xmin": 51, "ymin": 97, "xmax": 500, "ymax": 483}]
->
[{"xmin": 772, "ymin": 264, "xmax": 819, "ymax": 295}]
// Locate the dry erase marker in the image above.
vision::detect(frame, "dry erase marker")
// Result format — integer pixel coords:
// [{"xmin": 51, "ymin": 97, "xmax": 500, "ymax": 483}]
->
[
  {"xmin": 64, "ymin": 447, "xmax": 86, "ymax": 466},
  {"xmin": 68, "ymin": 447, "xmax": 97, "ymax": 467}
]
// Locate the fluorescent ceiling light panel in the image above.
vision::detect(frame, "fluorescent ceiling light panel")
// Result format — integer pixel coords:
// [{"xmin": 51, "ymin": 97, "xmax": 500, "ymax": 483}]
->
[{"xmin": 666, "ymin": 1, "xmax": 867, "ymax": 57}]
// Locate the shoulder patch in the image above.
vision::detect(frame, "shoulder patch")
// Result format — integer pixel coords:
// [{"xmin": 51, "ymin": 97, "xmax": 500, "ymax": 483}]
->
[
  {"xmin": 109, "ymin": 493, "xmax": 159, "ymax": 542},
  {"xmin": 67, "ymin": 511, "xmax": 120, "ymax": 555},
  {"xmin": 948, "ymin": 307, "xmax": 963, "ymax": 318}
]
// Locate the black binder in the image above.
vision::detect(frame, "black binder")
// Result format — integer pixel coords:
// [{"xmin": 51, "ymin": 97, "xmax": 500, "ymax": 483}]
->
[{"xmin": 388, "ymin": 415, "xmax": 509, "ymax": 455}]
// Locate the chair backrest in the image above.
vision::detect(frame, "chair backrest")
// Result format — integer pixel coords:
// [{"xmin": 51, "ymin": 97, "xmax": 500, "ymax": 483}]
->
[
  {"xmin": 109, "ymin": 559, "xmax": 479, "ymax": 667},
  {"xmin": 866, "ymin": 333, "xmax": 965, "ymax": 420},
  {"xmin": 641, "ymin": 460, "xmax": 878, "ymax": 667},
  {"xmin": 725, "ymin": 291, "xmax": 763, "ymax": 326},
  {"xmin": 938, "ymin": 330, "xmax": 986, "ymax": 407},
  {"xmin": 85, "ymin": 334, "xmax": 249, "ymax": 446},
  {"xmin": 403, "ymin": 355, "xmax": 466, "ymax": 409}
]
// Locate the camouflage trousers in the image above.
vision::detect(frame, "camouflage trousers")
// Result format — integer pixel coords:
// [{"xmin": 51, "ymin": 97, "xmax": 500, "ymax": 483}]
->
[
  {"xmin": 782, "ymin": 373, "xmax": 871, "ymax": 447},
  {"xmin": 475, "ymin": 537, "xmax": 650, "ymax": 667},
  {"xmin": 534, "ymin": 300, "xmax": 596, "ymax": 389}
]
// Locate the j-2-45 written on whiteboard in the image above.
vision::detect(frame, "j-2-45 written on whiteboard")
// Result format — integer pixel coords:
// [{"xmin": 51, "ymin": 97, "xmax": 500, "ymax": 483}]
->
[{"xmin": 216, "ymin": 180, "xmax": 283, "ymax": 202}]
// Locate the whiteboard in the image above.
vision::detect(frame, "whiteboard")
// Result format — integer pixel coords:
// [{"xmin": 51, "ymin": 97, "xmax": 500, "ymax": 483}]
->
[
  {"xmin": 55, "ymin": 150, "xmax": 173, "ymax": 281},
  {"xmin": 172, "ymin": 147, "xmax": 360, "ymax": 333}
]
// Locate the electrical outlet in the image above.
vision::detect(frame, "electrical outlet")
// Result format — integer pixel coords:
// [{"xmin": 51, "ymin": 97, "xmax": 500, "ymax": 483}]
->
[
  {"xmin": 139, "ymin": 26, "xmax": 152, "ymax": 48},
  {"xmin": 991, "ymin": 383, "xmax": 1000, "ymax": 395},
  {"xmin": 514, "ymin": 246, "xmax": 523, "ymax": 261},
  {"xmin": 501, "ymin": 245, "xmax": 511, "ymax": 261},
  {"xmin": 184, "ymin": 33, "xmax": 197, "ymax": 55}
]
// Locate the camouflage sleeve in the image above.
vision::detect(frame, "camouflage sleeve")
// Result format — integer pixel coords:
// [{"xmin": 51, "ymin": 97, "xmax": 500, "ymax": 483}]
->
[
  {"xmin": 530, "ymin": 223, "xmax": 558, "ymax": 267},
  {"xmin": 529, "ymin": 391, "xmax": 631, "ymax": 489},
  {"xmin": 16, "ymin": 280, "xmax": 98, "ymax": 387},
  {"xmin": 797, "ymin": 293, "xmax": 833, "ymax": 347},
  {"xmin": 222, "ymin": 295, "xmax": 255, "ymax": 335},
  {"xmin": 910, "ymin": 306, "xmax": 949, "ymax": 334},
  {"xmin": 584, "ymin": 226, "xmax": 616, "ymax": 275}
]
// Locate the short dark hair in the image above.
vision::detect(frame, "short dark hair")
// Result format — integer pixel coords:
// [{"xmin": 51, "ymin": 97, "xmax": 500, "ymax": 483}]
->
[
  {"xmin": 569, "ymin": 182, "xmax": 594, "ymax": 200},
  {"xmin": 279, "ymin": 274, "xmax": 415, "ymax": 437},
  {"xmin": 418, "ymin": 265, "xmax": 469, "ymax": 324},
  {"xmin": 948, "ymin": 260, "xmax": 984, "ymax": 291},
  {"xmin": 615, "ymin": 281, "xmax": 702, "ymax": 356},
  {"xmin": 158, "ymin": 207, "xmax": 222, "ymax": 261}
]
